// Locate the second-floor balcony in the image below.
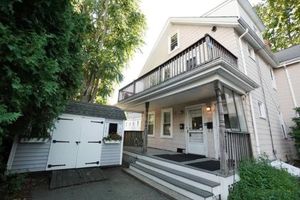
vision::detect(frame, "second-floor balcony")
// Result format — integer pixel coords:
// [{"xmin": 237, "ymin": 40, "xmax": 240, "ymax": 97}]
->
[{"xmin": 118, "ymin": 34, "xmax": 238, "ymax": 102}]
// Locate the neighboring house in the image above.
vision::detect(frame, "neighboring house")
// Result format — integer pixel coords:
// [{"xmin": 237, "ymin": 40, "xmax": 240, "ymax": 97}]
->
[
  {"xmin": 274, "ymin": 45, "xmax": 300, "ymax": 132},
  {"xmin": 124, "ymin": 112, "xmax": 142, "ymax": 131},
  {"xmin": 7, "ymin": 101, "xmax": 126, "ymax": 173},
  {"xmin": 118, "ymin": 0, "xmax": 293, "ymax": 199}
]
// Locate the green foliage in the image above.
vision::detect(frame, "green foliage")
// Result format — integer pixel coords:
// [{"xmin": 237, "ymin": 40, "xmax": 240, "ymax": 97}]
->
[
  {"xmin": 255, "ymin": 0, "xmax": 300, "ymax": 51},
  {"xmin": 0, "ymin": 173, "xmax": 25, "ymax": 200},
  {"xmin": 76, "ymin": 0, "xmax": 146, "ymax": 103},
  {"xmin": 229, "ymin": 157, "xmax": 300, "ymax": 200},
  {"xmin": 0, "ymin": 0, "xmax": 88, "ymax": 139},
  {"xmin": 291, "ymin": 107, "xmax": 300, "ymax": 157},
  {"xmin": 103, "ymin": 133, "xmax": 122, "ymax": 141}
]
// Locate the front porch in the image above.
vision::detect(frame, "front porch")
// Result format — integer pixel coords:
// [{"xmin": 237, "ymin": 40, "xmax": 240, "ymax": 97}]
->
[
  {"xmin": 119, "ymin": 34, "xmax": 258, "ymax": 200},
  {"xmin": 123, "ymin": 146, "xmax": 236, "ymax": 200},
  {"xmin": 124, "ymin": 146, "xmax": 223, "ymax": 175}
]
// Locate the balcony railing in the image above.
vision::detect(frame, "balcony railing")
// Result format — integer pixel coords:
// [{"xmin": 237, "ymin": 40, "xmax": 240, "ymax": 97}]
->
[{"xmin": 118, "ymin": 34, "xmax": 238, "ymax": 102}]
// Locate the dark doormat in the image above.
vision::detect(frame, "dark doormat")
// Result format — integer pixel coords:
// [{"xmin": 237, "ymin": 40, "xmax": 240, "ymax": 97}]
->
[
  {"xmin": 154, "ymin": 153, "xmax": 206, "ymax": 162},
  {"xmin": 50, "ymin": 167, "xmax": 107, "ymax": 189},
  {"xmin": 186, "ymin": 160, "xmax": 220, "ymax": 171}
]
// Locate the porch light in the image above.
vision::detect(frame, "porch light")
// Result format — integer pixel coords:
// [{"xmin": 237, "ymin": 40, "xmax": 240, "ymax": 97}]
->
[{"xmin": 206, "ymin": 106, "xmax": 211, "ymax": 112}]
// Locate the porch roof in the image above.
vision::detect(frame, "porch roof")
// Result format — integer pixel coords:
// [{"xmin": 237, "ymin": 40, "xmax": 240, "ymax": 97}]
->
[{"xmin": 117, "ymin": 58, "xmax": 259, "ymax": 112}]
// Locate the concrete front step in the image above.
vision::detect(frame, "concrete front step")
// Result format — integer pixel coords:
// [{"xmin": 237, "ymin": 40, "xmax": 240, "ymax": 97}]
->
[
  {"xmin": 123, "ymin": 168, "xmax": 192, "ymax": 200},
  {"xmin": 136, "ymin": 159, "xmax": 221, "ymax": 195},
  {"xmin": 124, "ymin": 151, "xmax": 220, "ymax": 182},
  {"xmin": 130, "ymin": 163, "xmax": 214, "ymax": 200}
]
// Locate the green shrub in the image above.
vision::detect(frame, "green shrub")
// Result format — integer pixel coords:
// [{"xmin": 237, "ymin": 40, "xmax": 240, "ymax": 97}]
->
[
  {"xmin": 291, "ymin": 107, "xmax": 300, "ymax": 157},
  {"xmin": 0, "ymin": 173, "xmax": 25, "ymax": 199},
  {"xmin": 229, "ymin": 157, "xmax": 300, "ymax": 200}
]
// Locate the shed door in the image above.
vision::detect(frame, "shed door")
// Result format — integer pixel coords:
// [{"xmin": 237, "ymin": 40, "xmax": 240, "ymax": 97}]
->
[
  {"xmin": 76, "ymin": 118, "xmax": 104, "ymax": 168},
  {"xmin": 46, "ymin": 115, "xmax": 81, "ymax": 170}
]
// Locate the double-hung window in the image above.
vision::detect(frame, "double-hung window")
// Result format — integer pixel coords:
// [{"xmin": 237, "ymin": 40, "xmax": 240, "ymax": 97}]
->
[
  {"xmin": 148, "ymin": 112, "xmax": 155, "ymax": 136},
  {"xmin": 258, "ymin": 101, "xmax": 266, "ymax": 119},
  {"xmin": 161, "ymin": 108, "xmax": 173, "ymax": 137},
  {"xmin": 169, "ymin": 33, "xmax": 178, "ymax": 52}
]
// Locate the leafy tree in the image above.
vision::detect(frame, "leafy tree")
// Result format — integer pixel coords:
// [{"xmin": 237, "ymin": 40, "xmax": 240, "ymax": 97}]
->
[
  {"xmin": 0, "ymin": 0, "xmax": 88, "ymax": 141},
  {"xmin": 291, "ymin": 107, "xmax": 300, "ymax": 157},
  {"xmin": 77, "ymin": 0, "xmax": 146, "ymax": 103},
  {"xmin": 255, "ymin": 0, "xmax": 300, "ymax": 51}
]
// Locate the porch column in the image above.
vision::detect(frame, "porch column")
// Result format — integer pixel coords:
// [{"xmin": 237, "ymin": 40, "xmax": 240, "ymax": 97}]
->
[
  {"xmin": 143, "ymin": 102, "xmax": 149, "ymax": 153},
  {"xmin": 214, "ymin": 81, "xmax": 228, "ymax": 175}
]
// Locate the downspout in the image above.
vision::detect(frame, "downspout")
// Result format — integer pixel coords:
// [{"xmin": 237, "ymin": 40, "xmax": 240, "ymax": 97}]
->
[
  {"xmin": 283, "ymin": 63, "xmax": 298, "ymax": 108},
  {"xmin": 238, "ymin": 28, "xmax": 261, "ymax": 155}
]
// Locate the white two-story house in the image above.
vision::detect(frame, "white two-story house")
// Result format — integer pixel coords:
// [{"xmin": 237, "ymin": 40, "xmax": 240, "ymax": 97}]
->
[{"xmin": 118, "ymin": 0, "xmax": 293, "ymax": 199}]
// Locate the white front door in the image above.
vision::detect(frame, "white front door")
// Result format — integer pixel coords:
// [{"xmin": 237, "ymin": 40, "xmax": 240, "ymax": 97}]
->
[
  {"xmin": 76, "ymin": 118, "xmax": 104, "ymax": 168},
  {"xmin": 47, "ymin": 115, "xmax": 81, "ymax": 170},
  {"xmin": 186, "ymin": 107, "xmax": 207, "ymax": 156}
]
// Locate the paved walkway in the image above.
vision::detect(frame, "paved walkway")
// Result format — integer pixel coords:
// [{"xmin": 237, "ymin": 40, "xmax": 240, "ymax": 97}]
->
[{"xmin": 32, "ymin": 167, "xmax": 170, "ymax": 200}]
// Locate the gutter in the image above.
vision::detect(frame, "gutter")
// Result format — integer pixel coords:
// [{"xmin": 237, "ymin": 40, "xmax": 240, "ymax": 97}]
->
[
  {"xmin": 237, "ymin": 18, "xmax": 279, "ymax": 67},
  {"xmin": 238, "ymin": 27, "xmax": 261, "ymax": 155}
]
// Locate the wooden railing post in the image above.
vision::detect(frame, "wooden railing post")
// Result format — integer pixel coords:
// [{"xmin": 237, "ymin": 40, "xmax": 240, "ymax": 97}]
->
[
  {"xmin": 215, "ymin": 81, "xmax": 228, "ymax": 175},
  {"xmin": 142, "ymin": 102, "xmax": 150, "ymax": 153}
]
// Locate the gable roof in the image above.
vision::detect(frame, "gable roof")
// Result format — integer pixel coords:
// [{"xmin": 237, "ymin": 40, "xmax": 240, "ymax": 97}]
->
[
  {"xmin": 274, "ymin": 45, "xmax": 300, "ymax": 63},
  {"xmin": 139, "ymin": 16, "xmax": 239, "ymax": 77},
  {"xmin": 64, "ymin": 101, "xmax": 126, "ymax": 120},
  {"xmin": 202, "ymin": 0, "xmax": 265, "ymax": 31}
]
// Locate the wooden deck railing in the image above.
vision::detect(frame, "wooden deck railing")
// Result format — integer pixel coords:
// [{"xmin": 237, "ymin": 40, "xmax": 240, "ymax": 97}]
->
[
  {"xmin": 118, "ymin": 34, "xmax": 238, "ymax": 102},
  {"xmin": 225, "ymin": 131, "xmax": 253, "ymax": 170},
  {"xmin": 123, "ymin": 131, "xmax": 143, "ymax": 147}
]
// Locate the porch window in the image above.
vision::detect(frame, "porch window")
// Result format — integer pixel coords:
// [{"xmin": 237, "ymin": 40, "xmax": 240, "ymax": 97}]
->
[
  {"xmin": 148, "ymin": 112, "xmax": 155, "ymax": 136},
  {"xmin": 223, "ymin": 88, "xmax": 247, "ymax": 132},
  {"xmin": 161, "ymin": 108, "xmax": 173, "ymax": 137}
]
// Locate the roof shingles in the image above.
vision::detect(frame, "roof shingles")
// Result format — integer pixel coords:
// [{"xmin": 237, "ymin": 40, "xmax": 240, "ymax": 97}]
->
[{"xmin": 64, "ymin": 101, "xmax": 126, "ymax": 120}]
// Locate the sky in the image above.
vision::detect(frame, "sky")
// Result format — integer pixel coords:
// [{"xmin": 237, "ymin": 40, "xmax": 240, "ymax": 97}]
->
[{"xmin": 108, "ymin": 0, "xmax": 262, "ymax": 105}]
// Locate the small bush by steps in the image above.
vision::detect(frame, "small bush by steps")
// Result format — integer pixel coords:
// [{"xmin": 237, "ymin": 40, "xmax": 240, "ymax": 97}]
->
[{"xmin": 229, "ymin": 157, "xmax": 300, "ymax": 200}]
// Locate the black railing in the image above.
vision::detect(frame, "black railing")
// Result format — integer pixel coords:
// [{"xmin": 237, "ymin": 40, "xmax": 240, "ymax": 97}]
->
[
  {"xmin": 118, "ymin": 34, "xmax": 238, "ymax": 101},
  {"xmin": 225, "ymin": 131, "xmax": 253, "ymax": 170}
]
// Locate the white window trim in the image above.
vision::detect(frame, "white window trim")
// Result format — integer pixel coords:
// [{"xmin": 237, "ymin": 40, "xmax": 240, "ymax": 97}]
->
[
  {"xmin": 160, "ymin": 108, "xmax": 173, "ymax": 138},
  {"xmin": 147, "ymin": 111, "xmax": 155, "ymax": 137},
  {"xmin": 168, "ymin": 31, "xmax": 179, "ymax": 54},
  {"xmin": 258, "ymin": 101, "xmax": 266, "ymax": 119}
]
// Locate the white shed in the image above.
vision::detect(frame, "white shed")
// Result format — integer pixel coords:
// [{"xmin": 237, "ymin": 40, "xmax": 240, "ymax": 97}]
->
[{"xmin": 7, "ymin": 101, "xmax": 126, "ymax": 173}]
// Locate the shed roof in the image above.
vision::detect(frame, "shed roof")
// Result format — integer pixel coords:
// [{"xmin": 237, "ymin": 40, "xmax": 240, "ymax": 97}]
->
[
  {"xmin": 275, "ymin": 45, "xmax": 300, "ymax": 63},
  {"xmin": 64, "ymin": 101, "xmax": 126, "ymax": 120}
]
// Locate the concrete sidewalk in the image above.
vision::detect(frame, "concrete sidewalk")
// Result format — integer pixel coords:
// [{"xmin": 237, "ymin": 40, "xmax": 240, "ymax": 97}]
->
[{"xmin": 32, "ymin": 167, "xmax": 170, "ymax": 200}]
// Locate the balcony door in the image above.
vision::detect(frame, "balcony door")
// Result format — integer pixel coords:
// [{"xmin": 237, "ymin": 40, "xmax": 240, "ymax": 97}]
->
[{"xmin": 185, "ymin": 105, "xmax": 207, "ymax": 156}]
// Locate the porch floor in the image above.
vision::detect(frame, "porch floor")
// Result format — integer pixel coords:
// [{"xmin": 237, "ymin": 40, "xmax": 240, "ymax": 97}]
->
[{"xmin": 124, "ymin": 146, "xmax": 229, "ymax": 176}]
